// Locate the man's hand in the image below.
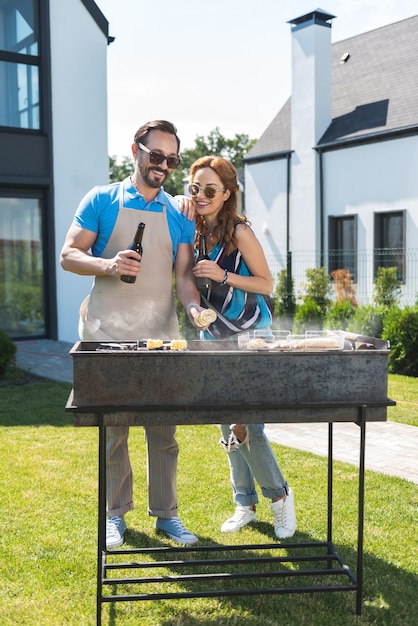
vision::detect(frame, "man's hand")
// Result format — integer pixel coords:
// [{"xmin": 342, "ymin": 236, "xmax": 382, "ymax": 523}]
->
[
  {"xmin": 111, "ymin": 249, "xmax": 142, "ymax": 278},
  {"xmin": 175, "ymin": 195, "xmax": 196, "ymax": 221}
]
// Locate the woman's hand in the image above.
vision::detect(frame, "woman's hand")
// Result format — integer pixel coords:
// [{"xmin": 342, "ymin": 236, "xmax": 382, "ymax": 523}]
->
[
  {"xmin": 186, "ymin": 303, "xmax": 211, "ymax": 330},
  {"xmin": 192, "ymin": 259, "xmax": 225, "ymax": 284},
  {"xmin": 175, "ymin": 195, "xmax": 196, "ymax": 221}
]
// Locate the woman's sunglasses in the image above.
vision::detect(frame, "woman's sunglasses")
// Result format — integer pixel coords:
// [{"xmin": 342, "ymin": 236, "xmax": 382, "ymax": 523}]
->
[
  {"xmin": 188, "ymin": 183, "xmax": 226, "ymax": 199},
  {"xmin": 137, "ymin": 142, "xmax": 181, "ymax": 169}
]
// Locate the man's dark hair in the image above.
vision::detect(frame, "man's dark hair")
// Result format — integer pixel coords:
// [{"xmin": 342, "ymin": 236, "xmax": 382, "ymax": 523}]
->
[{"xmin": 133, "ymin": 120, "xmax": 180, "ymax": 152}]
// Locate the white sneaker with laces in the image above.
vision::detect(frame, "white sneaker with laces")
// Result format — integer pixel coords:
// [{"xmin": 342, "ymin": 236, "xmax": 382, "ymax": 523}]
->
[
  {"xmin": 221, "ymin": 505, "xmax": 257, "ymax": 532},
  {"xmin": 106, "ymin": 515, "xmax": 126, "ymax": 549},
  {"xmin": 270, "ymin": 488, "xmax": 296, "ymax": 539}
]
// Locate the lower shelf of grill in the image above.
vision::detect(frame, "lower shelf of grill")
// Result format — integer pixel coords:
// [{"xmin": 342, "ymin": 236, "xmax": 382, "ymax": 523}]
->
[{"xmin": 100, "ymin": 541, "xmax": 357, "ymax": 603}]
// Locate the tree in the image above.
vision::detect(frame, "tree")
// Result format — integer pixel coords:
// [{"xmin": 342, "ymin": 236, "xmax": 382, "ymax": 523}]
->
[
  {"xmin": 165, "ymin": 127, "xmax": 255, "ymax": 196},
  {"xmin": 186, "ymin": 127, "xmax": 255, "ymax": 170},
  {"xmin": 109, "ymin": 155, "xmax": 133, "ymax": 183},
  {"xmin": 109, "ymin": 128, "xmax": 256, "ymax": 195}
]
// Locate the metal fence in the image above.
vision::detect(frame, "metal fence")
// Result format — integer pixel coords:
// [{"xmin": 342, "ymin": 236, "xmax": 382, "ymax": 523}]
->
[{"xmin": 266, "ymin": 248, "xmax": 418, "ymax": 307}]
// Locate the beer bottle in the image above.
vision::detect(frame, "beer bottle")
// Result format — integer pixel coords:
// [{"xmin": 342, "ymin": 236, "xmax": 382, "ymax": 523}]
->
[
  {"xmin": 195, "ymin": 234, "xmax": 212, "ymax": 291},
  {"xmin": 120, "ymin": 222, "xmax": 145, "ymax": 283}
]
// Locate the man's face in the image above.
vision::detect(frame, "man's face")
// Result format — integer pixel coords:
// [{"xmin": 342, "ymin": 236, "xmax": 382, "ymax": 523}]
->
[{"xmin": 136, "ymin": 130, "xmax": 180, "ymax": 189}]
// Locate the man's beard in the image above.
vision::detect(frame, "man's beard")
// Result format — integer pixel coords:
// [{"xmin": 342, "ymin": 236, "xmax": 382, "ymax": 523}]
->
[{"xmin": 139, "ymin": 161, "xmax": 168, "ymax": 188}]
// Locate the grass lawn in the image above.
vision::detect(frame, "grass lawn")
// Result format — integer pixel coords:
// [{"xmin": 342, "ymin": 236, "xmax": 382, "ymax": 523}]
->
[
  {"xmin": 0, "ymin": 375, "xmax": 417, "ymax": 625},
  {"xmin": 387, "ymin": 374, "xmax": 418, "ymax": 426}
]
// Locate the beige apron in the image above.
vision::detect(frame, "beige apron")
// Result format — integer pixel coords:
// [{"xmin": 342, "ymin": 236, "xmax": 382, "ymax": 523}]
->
[{"xmin": 79, "ymin": 181, "xmax": 178, "ymax": 341}]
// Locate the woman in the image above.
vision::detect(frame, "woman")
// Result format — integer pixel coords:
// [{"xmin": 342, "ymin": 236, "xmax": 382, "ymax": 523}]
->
[{"xmin": 188, "ymin": 156, "xmax": 296, "ymax": 538}]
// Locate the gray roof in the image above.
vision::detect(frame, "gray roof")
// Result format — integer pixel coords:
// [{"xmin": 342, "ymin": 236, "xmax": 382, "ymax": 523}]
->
[{"xmin": 246, "ymin": 14, "xmax": 418, "ymax": 160}]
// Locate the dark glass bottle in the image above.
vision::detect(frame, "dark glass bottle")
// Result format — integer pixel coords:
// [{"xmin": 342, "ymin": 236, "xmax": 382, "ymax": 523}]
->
[
  {"xmin": 195, "ymin": 234, "xmax": 212, "ymax": 291},
  {"xmin": 120, "ymin": 222, "xmax": 145, "ymax": 284}
]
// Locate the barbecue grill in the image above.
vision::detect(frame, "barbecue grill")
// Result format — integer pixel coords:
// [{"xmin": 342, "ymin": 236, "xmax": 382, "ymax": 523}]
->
[{"xmin": 66, "ymin": 331, "xmax": 394, "ymax": 625}]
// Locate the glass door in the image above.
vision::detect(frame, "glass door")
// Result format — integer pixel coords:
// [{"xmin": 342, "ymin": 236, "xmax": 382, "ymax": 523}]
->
[{"xmin": 0, "ymin": 193, "xmax": 45, "ymax": 337}]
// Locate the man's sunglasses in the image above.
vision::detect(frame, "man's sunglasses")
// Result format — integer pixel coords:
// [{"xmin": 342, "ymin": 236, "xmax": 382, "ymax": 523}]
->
[
  {"xmin": 188, "ymin": 183, "xmax": 226, "ymax": 199},
  {"xmin": 137, "ymin": 142, "xmax": 181, "ymax": 169}
]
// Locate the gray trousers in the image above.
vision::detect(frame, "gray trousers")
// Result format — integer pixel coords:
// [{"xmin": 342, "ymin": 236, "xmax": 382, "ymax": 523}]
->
[{"xmin": 106, "ymin": 425, "xmax": 178, "ymax": 518}]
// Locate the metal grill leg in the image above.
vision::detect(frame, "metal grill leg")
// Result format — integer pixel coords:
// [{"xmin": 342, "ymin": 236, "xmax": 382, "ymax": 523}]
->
[
  {"xmin": 356, "ymin": 407, "xmax": 367, "ymax": 615},
  {"xmin": 327, "ymin": 422, "xmax": 333, "ymax": 544},
  {"xmin": 97, "ymin": 416, "xmax": 106, "ymax": 626}
]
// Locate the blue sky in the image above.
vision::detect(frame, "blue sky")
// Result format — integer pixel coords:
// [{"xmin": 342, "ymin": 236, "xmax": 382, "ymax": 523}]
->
[{"xmin": 96, "ymin": 0, "xmax": 417, "ymax": 158}]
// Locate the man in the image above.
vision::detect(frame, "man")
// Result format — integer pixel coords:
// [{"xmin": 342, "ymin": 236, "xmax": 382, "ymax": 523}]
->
[{"xmin": 60, "ymin": 120, "xmax": 204, "ymax": 548}]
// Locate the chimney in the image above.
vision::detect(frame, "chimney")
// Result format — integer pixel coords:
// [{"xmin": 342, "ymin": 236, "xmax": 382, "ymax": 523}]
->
[{"xmin": 287, "ymin": 9, "xmax": 335, "ymax": 254}]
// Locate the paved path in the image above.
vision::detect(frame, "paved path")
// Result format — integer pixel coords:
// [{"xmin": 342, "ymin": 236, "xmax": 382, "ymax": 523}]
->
[
  {"xmin": 15, "ymin": 339, "xmax": 74, "ymax": 384},
  {"xmin": 14, "ymin": 339, "xmax": 418, "ymax": 485},
  {"xmin": 265, "ymin": 421, "xmax": 418, "ymax": 484}
]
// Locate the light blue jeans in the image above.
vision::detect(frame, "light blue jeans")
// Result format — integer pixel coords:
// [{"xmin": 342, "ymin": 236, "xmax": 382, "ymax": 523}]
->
[{"xmin": 220, "ymin": 423, "xmax": 289, "ymax": 507}]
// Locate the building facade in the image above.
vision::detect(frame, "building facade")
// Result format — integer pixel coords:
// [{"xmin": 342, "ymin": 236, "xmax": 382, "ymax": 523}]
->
[
  {"xmin": 244, "ymin": 11, "xmax": 418, "ymax": 306},
  {"xmin": 0, "ymin": 0, "xmax": 110, "ymax": 342}
]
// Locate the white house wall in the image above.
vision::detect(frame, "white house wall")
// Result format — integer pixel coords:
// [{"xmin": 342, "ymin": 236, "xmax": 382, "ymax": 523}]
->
[
  {"xmin": 49, "ymin": 0, "xmax": 110, "ymax": 343},
  {"xmin": 245, "ymin": 158, "xmax": 289, "ymax": 280},
  {"xmin": 323, "ymin": 137, "xmax": 418, "ymax": 226},
  {"xmin": 246, "ymin": 134, "xmax": 418, "ymax": 304},
  {"xmin": 323, "ymin": 135, "xmax": 418, "ymax": 303}
]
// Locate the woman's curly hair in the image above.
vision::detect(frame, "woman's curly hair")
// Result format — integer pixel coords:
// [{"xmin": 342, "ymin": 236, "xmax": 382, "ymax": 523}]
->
[{"xmin": 189, "ymin": 156, "xmax": 249, "ymax": 254}]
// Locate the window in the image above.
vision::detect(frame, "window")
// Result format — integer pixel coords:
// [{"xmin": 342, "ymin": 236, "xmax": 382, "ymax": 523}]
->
[
  {"xmin": 0, "ymin": 0, "xmax": 40, "ymax": 129},
  {"xmin": 0, "ymin": 193, "xmax": 45, "ymax": 337},
  {"xmin": 328, "ymin": 215, "xmax": 357, "ymax": 281},
  {"xmin": 374, "ymin": 211, "xmax": 405, "ymax": 281}
]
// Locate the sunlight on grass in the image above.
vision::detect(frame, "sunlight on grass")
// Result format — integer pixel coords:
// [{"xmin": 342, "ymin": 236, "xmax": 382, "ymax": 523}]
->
[
  {"xmin": 387, "ymin": 374, "xmax": 418, "ymax": 426},
  {"xmin": 364, "ymin": 594, "xmax": 390, "ymax": 610},
  {"xmin": 0, "ymin": 379, "xmax": 417, "ymax": 625}
]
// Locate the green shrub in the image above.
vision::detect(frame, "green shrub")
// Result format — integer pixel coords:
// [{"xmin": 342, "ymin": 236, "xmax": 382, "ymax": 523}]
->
[
  {"xmin": 346, "ymin": 305, "xmax": 386, "ymax": 338},
  {"xmin": 325, "ymin": 300, "xmax": 356, "ymax": 330},
  {"xmin": 292, "ymin": 267, "xmax": 332, "ymax": 332},
  {"xmin": 273, "ymin": 269, "xmax": 296, "ymax": 318},
  {"xmin": 293, "ymin": 299, "xmax": 325, "ymax": 333},
  {"xmin": 383, "ymin": 305, "xmax": 418, "ymax": 376},
  {"xmin": 373, "ymin": 266, "xmax": 402, "ymax": 308},
  {"xmin": 300, "ymin": 267, "xmax": 332, "ymax": 311},
  {"xmin": 0, "ymin": 329, "xmax": 17, "ymax": 375}
]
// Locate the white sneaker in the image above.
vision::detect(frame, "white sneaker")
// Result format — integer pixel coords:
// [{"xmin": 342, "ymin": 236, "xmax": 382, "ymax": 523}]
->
[
  {"xmin": 221, "ymin": 505, "xmax": 257, "ymax": 532},
  {"xmin": 270, "ymin": 488, "xmax": 296, "ymax": 539}
]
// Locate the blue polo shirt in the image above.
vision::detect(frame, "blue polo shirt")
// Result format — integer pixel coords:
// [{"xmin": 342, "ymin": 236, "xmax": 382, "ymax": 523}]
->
[{"xmin": 73, "ymin": 177, "xmax": 195, "ymax": 265}]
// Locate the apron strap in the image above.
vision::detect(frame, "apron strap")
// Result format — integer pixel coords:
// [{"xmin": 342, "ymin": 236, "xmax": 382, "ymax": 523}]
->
[
  {"xmin": 119, "ymin": 181, "xmax": 125, "ymax": 210},
  {"xmin": 120, "ymin": 179, "xmax": 167, "ymax": 215}
]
